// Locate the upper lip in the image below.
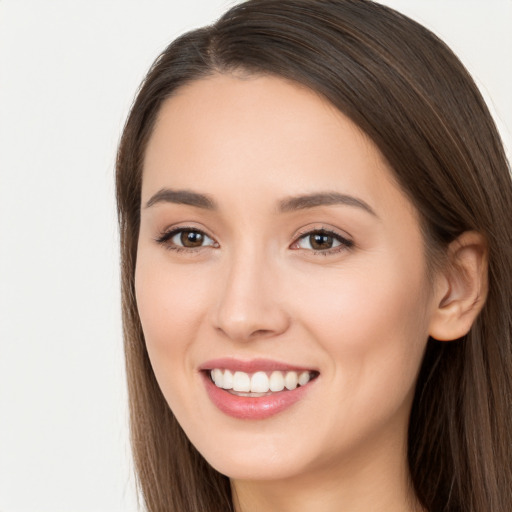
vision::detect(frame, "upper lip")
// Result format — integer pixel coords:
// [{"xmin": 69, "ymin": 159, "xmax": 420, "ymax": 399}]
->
[{"xmin": 199, "ymin": 357, "xmax": 317, "ymax": 374}]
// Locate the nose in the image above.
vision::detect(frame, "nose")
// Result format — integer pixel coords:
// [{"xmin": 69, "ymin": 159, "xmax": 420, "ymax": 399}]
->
[{"xmin": 211, "ymin": 246, "xmax": 290, "ymax": 342}]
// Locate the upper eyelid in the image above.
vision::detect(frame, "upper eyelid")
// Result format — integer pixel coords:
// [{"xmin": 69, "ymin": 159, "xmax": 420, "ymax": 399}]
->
[
  {"xmin": 156, "ymin": 225, "xmax": 353, "ymax": 249},
  {"xmin": 155, "ymin": 225, "xmax": 217, "ymax": 247},
  {"xmin": 158, "ymin": 224, "xmax": 214, "ymax": 238},
  {"xmin": 293, "ymin": 225, "xmax": 353, "ymax": 242},
  {"xmin": 290, "ymin": 227, "xmax": 355, "ymax": 255}
]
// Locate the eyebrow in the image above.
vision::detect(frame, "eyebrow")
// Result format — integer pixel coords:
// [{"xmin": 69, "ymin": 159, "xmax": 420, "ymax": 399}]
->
[
  {"xmin": 278, "ymin": 192, "xmax": 377, "ymax": 216},
  {"xmin": 145, "ymin": 188, "xmax": 217, "ymax": 210},
  {"xmin": 144, "ymin": 188, "xmax": 377, "ymax": 217}
]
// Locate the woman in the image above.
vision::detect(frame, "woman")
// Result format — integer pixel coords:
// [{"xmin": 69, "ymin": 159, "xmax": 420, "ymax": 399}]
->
[{"xmin": 116, "ymin": 1, "xmax": 512, "ymax": 511}]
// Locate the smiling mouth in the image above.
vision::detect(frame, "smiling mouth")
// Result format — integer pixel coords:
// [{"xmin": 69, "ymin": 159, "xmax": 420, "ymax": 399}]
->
[{"xmin": 207, "ymin": 369, "xmax": 320, "ymax": 397}]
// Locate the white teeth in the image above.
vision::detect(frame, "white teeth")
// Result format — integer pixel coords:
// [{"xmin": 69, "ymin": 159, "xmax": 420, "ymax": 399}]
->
[
  {"xmin": 269, "ymin": 371, "xmax": 285, "ymax": 392},
  {"xmin": 211, "ymin": 368, "xmax": 223, "ymax": 388},
  {"xmin": 210, "ymin": 369, "xmax": 315, "ymax": 393},
  {"xmin": 233, "ymin": 371, "xmax": 251, "ymax": 392},
  {"xmin": 285, "ymin": 371, "xmax": 298, "ymax": 390},
  {"xmin": 222, "ymin": 370, "xmax": 234, "ymax": 390},
  {"xmin": 251, "ymin": 371, "xmax": 270, "ymax": 393},
  {"xmin": 298, "ymin": 371, "xmax": 310, "ymax": 386}
]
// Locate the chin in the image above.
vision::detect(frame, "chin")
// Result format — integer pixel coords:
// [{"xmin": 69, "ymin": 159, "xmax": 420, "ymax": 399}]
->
[
  {"xmin": 185, "ymin": 424, "xmax": 324, "ymax": 482},
  {"xmin": 205, "ymin": 451, "xmax": 308, "ymax": 481}
]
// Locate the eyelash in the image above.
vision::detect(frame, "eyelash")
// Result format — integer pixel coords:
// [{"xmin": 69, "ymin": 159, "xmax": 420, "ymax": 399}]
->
[
  {"xmin": 292, "ymin": 227, "xmax": 354, "ymax": 255},
  {"xmin": 155, "ymin": 226, "xmax": 354, "ymax": 256},
  {"xmin": 155, "ymin": 226, "xmax": 218, "ymax": 254}
]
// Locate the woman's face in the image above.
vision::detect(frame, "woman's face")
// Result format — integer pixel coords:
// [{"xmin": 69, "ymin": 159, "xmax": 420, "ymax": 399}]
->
[{"xmin": 135, "ymin": 74, "xmax": 439, "ymax": 482}]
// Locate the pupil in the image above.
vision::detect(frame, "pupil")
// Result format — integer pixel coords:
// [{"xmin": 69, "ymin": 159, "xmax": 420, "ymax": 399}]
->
[
  {"xmin": 181, "ymin": 230, "xmax": 203, "ymax": 247},
  {"xmin": 311, "ymin": 233, "xmax": 332, "ymax": 250}
]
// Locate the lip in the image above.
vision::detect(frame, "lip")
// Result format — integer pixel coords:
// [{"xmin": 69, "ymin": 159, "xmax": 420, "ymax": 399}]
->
[
  {"xmin": 199, "ymin": 358, "xmax": 318, "ymax": 420},
  {"xmin": 199, "ymin": 357, "xmax": 317, "ymax": 373}
]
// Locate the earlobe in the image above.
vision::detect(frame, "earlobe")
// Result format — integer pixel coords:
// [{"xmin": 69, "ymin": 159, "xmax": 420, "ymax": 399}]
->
[{"xmin": 428, "ymin": 231, "xmax": 488, "ymax": 342}]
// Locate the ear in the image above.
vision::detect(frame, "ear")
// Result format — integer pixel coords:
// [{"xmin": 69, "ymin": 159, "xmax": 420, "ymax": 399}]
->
[{"xmin": 428, "ymin": 231, "xmax": 488, "ymax": 342}]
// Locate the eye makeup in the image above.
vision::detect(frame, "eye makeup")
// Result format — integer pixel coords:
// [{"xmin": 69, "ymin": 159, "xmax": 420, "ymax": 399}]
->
[{"xmin": 154, "ymin": 224, "xmax": 354, "ymax": 257}]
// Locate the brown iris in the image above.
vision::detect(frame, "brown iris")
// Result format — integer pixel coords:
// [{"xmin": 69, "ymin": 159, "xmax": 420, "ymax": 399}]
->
[
  {"xmin": 180, "ymin": 230, "xmax": 205, "ymax": 248},
  {"xmin": 309, "ymin": 233, "xmax": 335, "ymax": 250}
]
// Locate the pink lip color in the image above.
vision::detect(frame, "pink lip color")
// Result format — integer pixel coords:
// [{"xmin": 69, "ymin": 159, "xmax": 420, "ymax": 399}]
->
[
  {"xmin": 199, "ymin": 359, "xmax": 317, "ymax": 420},
  {"xmin": 199, "ymin": 357, "xmax": 315, "ymax": 374}
]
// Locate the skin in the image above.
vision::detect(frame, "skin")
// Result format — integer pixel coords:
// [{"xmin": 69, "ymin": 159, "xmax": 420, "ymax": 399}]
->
[{"xmin": 135, "ymin": 73, "xmax": 486, "ymax": 512}]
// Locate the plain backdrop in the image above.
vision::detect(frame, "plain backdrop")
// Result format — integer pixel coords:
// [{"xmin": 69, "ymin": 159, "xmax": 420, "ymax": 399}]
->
[{"xmin": 0, "ymin": 1, "xmax": 510, "ymax": 511}]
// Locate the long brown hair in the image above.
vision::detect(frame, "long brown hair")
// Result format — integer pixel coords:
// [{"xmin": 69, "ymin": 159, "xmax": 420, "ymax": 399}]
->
[{"xmin": 116, "ymin": 1, "xmax": 512, "ymax": 510}]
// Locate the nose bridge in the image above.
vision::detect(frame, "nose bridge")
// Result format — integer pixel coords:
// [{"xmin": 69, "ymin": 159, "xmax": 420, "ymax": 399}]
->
[{"xmin": 213, "ymin": 239, "xmax": 289, "ymax": 341}]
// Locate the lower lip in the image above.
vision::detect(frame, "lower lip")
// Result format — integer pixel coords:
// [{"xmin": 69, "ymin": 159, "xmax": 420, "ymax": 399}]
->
[{"xmin": 201, "ymin": 372, "xmax": 316, "ymax": 420}]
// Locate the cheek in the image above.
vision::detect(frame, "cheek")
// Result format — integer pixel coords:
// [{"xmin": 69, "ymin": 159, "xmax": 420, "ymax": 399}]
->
[
  {"xmin": 134, "ymin": 256, "xmax": 210, "ymax": 398},
  {"xmin": 135, "ymin": 263, "xmax": 204, "ymax": 341},
  {"xmin": 291, "ymin": 254, "xmax": 431, "ymax": 413}
]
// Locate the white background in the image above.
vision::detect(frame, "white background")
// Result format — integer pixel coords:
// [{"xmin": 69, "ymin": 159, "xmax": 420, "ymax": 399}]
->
[{"xmin": 0, "ymin": 1, "xmax": 510, "ymax": 511}]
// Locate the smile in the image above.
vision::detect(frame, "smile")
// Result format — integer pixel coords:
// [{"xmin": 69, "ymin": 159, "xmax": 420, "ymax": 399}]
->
[
  {"xmin": 200, "ymin": 359, "xmax": 319, "ymax": 420},
  {"xmin": 209, "ymin": 369, "xmax": 317, "ymax": 396}
]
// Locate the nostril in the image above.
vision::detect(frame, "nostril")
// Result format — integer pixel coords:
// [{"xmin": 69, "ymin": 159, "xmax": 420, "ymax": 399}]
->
[
  {"xmin": 249, "ymin": 329, "xmax": 275, "ymax": 338},
  {"xmin": 214, "ymin": 323, "xmax": 286, "ymax": 342}
]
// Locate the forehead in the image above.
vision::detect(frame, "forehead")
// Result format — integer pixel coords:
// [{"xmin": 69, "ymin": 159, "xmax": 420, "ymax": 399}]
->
[{"xmin": 141, "ymin": 73, "xmax": 411, "ymax": 218}]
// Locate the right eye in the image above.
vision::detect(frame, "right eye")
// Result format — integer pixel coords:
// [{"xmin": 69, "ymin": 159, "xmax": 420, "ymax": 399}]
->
[{"xmin": 156, "ymin": 228, "xmax": 218, "ymax": 251}]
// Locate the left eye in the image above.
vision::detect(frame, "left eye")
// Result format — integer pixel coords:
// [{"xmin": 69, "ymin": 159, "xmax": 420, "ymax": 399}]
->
[
  {"xmin": 169, "ymin": 229, "xmax": 215, "ymax": 249},
  {"xmin": 295, "ymin": 230, "xmax": 351, "ymax": 251}
]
